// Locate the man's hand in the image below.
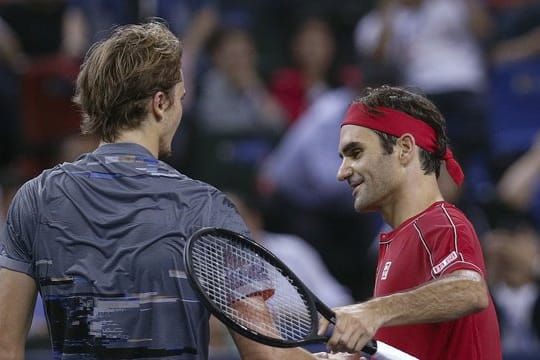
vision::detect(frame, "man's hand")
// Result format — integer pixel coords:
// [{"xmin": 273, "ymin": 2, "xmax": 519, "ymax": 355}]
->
[{"xmin": 318, "ymin": 303, "xmax": 384, "ymax": 353}]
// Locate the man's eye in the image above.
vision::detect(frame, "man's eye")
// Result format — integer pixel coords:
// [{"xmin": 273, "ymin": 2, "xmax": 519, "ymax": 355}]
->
[{"xmin": 352, "ymin": 150, "xmax": 362, "ymax": 159}]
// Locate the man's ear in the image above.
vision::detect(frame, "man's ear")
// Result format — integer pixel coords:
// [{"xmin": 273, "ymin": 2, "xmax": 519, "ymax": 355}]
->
[
  {"xmin": 151, "ymin": 91, "xmax": 168, "ymax": 121},
  {"xmin": 397, "ymin": 133, "xmax": 416, "ymax": 164}
]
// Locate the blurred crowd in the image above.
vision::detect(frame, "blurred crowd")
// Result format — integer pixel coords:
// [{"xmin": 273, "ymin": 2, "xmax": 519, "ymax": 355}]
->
[{"xmin": 0, "ymin": 0, "xmax": 539, "ymax": 359}]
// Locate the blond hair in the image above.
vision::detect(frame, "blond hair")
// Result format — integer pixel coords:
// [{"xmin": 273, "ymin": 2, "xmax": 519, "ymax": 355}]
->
[{"xmin": 73, "ymin": 20, "xmax": 183, "ymax": 142}]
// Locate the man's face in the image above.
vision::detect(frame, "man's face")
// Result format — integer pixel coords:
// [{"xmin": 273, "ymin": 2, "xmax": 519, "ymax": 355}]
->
[
  {"xmin": 337, "ymin": 125, "xmax": 401, "ymax": 212},
  {"xmin": 158, "ymin": 79, "xmax": 186, "ymax": 159}
]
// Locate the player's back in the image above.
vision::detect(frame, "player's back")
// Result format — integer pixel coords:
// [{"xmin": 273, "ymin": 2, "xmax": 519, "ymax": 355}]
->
[{"xmin": 15, "ymin": 143, "xmax": 237, "ymax": 359}]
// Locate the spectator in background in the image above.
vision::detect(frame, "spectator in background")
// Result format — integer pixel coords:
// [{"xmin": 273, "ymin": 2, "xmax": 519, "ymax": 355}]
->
[
  {"xmin": 482, "ymin": 204, "xmax": 540, "ymax": 359},
  {"xmin": 62, "ymin": 0, "xmax": 138, "ymax": 58},
  {"xmin": 483, "ymin": 0, "xmax": 540, "ymax": 180},
  {"xmin": 192, "ymin": 26, "xmax": 286, "ymax": 191},
  {"xmin": 0, "ymin": 0, "xmax": 67, "ymax": 59},
  {"xmin": 170, "ymin": 2, "xmax": 219, "ymax": 111},
  {"xmin": 488, "ymin": 0, "xmax": 540, "ymax": 65},
  {"xmin": 197, "ymin": 26, "xmax": 285, "ymax": 134},
  {"xmin": 354, "ymin": 0, "xmax": 492, "ymax": 205},
  {"xmin": 258, "ymin": 86, "xmax": 358, "ymax": 213},
  {"xmin": 497, "ymin": 132, "xmax": 540, "ymax": 228},
  {"xmin": 0, "ymin": 0, "xmax": 88, "ymax": 176},
  {"xmin": 0, "ymin": 0, "xmax": 69, "ymax": 168},
  {"xmin": 269, "ymin": 16, "xmax": 337, "ymax": 124}
]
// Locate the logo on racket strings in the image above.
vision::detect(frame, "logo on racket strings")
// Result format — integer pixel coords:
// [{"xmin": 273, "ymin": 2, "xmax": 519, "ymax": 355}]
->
[{"xmin": 225, "ymin": 258, "xmax": 275, "ymax": 303}]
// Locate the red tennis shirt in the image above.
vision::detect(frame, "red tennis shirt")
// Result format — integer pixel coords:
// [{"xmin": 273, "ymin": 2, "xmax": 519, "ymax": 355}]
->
[{"xmin": 374, "ymin": 201, "xmax": 501, "ymax": 360}]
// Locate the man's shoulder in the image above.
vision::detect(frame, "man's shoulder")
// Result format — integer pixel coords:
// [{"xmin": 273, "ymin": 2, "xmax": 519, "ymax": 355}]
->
[
  {"xmin": 413, "ymin": 202, "xmax": 471, "ymax": 231},
  {"xmin": 413, "ymin": 202, "xmax": 476, "ymax": 243},
  {"xmin": 12, "ymin": 168, "xmax": 57, "ymax": 200},
  {"xmin": 423, "ymin": 201, "xmax": 467, "ymax": 220}
]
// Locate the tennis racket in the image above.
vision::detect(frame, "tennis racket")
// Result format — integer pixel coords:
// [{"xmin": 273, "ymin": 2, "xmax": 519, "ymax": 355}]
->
[{"xmin": 183, "ymin": 227, "xmax": 418, "ymax": 360}]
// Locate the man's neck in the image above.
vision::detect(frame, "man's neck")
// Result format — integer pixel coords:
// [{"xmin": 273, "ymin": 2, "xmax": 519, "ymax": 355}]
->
[
  {"xmin": 381, "ymin": 176, "xmax": 444, "ymax": 229},
  {"xmin": 106, "ymin": 127, "xmax": 159, "ymax": 158}
]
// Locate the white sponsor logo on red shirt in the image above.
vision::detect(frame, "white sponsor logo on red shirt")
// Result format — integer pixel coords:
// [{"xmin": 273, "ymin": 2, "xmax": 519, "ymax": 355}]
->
[
  {"xmin": 432, "ymin": 251, "xmax": 459, "ymax": 275},
  {"xmin": 381, "ymin": 261, "xmax": 392, "ymax": 280}
]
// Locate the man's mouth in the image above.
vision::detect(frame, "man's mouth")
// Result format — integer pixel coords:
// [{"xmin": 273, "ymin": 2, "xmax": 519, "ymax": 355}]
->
[{"xmin": 350, "ymin": 179, "xmax": 364, "ymax": 196}]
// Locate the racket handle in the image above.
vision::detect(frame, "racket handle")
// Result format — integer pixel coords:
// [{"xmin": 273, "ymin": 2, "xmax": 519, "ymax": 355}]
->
[{"xmin": 363, "ymin": 340, "xmax": 419, "ymax": 360}]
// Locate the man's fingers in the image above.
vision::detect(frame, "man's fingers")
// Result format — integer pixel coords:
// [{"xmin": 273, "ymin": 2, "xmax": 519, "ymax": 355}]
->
[
  {"xmin": 327, "ymin": 324, "xmax": 371, "ymax": 354},
  {"xmin": 348, "ymin": 326, "xmax": 371, "ymax": 352},
  {"xmin": 318, "ymin": 318, "xmax": 330, "ymax": 336},
  {"xmin": 327, "ymin": 329, "xmax": 346, "ymax": 352}
]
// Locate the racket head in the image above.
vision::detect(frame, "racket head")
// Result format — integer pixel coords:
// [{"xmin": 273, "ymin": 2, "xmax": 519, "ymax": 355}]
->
[{"xmin": 184, "ymin": 227, "xmax": 332, "ymax": 347}]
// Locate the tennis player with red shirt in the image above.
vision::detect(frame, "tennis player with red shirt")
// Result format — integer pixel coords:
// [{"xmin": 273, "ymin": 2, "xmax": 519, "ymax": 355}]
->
[{"xmin": 319, "ymin": 85, "xmax": 502, "ymax": 359}]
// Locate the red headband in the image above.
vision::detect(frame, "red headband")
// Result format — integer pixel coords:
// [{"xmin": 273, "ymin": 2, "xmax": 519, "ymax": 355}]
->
[{"xmin": 342, "ymin": 103, "xmax": 464, "ymax": 186}]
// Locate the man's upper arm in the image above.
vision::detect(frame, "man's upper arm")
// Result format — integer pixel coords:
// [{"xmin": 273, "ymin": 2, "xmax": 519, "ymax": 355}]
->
[
  {"xmin": 0, "ymin": 179, "xmax": 39, "ymax": 275},
  {"xmin": 0, "ymin": 179, "xmax": 40, "ymax": 358},
  {"xmin": 441, "ymin": 269, "xmax": 490, "ymax": 310},
  {"xmin": 0, "ymin": 268, "xmax": 38, "ymax": 359}
]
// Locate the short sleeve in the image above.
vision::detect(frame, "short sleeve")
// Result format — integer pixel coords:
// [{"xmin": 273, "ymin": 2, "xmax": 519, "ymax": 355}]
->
[
  {"xmin": 209, "ymin": 190, "xmax": 250, "ymax": 236},
  {"xmin": 0, "ymin": 180, "xmax": 40, "ymax": 277},
  {"xmin": 422, "ymin": 212, "xmax": 485, "ymax": 279}
]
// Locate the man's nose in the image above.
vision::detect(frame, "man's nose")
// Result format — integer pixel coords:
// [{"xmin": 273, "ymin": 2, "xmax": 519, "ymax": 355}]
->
[{"xmin": 337, "ymin": 162, "xmax": 352, "ymax": 182}]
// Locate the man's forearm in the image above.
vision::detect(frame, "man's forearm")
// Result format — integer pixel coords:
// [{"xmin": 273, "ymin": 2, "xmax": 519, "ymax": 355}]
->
[{"xmin": 364, "ymin": 270, "xmax": 489, "ymax": 327}]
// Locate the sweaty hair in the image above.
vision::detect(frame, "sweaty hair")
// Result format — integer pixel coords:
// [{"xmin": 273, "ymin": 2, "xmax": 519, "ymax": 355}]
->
[
  {"xmin": 355, "ymin": 85, "xmax": 449, "ymax": 177},
  {"xmin": 73, "ymin": 20, "xmax": 183, "ymax": 142}
]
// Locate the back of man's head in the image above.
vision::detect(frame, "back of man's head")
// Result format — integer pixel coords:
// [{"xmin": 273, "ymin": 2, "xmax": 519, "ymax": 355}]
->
[{"xmin": 73, "ymin": 20, "xmax": 183, "ymax": 143}]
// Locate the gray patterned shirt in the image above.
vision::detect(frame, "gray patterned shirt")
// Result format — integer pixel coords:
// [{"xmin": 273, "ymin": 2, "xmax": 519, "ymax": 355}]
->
[{"xmin": 0, "ymin": 143, "xmax": 248, "ymax": 359}]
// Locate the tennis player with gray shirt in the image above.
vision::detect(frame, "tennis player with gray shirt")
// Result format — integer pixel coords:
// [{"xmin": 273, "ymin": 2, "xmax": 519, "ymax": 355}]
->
[{"xmin": 0, "ymin": 21, "xmax": 335, "ymax": 360}]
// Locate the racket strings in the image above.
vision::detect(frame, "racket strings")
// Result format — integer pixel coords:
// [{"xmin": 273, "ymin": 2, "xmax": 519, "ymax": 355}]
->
[{"xmin": 191, "ymin": 234, "xmax": 315, "ymax": 341}]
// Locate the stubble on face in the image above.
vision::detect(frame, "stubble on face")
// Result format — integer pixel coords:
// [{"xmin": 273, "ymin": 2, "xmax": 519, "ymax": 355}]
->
[
  {"xmin": 339, "ymin": 126, "xmax": 400, "ymax": 213},
  {"xmin": 352, "ymin": 152, "xmax": 398, "ymax": 213}
]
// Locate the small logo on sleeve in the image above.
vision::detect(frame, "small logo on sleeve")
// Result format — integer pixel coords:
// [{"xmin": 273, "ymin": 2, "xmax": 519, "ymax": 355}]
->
[
  {"xmin": 381, "ymin": 261, "xmax": 392, "ymax": 280},
  {"xmin": 432, "ymin": 251, "xmax": 459, "ymax": 275}
]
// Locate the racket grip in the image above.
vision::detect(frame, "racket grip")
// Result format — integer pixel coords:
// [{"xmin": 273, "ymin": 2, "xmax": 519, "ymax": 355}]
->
[{"xmin": 366, "ymin": 340, "xmax": 419, "ymax": 360}]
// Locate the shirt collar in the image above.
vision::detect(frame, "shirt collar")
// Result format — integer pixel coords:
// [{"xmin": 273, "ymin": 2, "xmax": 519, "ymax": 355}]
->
[
  {"xmin": 380, "ymin": 201, "xmax": 450, "ymax": 241},
  {"xmin": 93, "ymin": 143, "xmax": 156, "ymax": 159}
]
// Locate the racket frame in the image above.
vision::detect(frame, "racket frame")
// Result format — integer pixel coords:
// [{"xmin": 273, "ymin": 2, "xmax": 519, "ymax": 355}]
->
[{"xmin": 184, "ymin": 227, "xmax": 334, "ymax": 348}]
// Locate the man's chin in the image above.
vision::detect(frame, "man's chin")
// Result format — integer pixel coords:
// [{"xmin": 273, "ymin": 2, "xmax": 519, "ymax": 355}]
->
[
  {"xmin": 353, "ymin": 201, "xmax": 365, "ymax": 213},
  {"xmin": 354, "ymin": 200, "xmax": 375, "ymax": 213}
]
